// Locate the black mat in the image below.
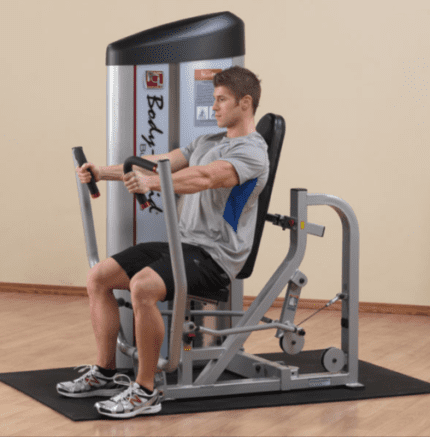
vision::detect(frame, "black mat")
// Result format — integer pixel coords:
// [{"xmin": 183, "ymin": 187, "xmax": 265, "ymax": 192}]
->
[{"xmin": 1, "ymin": 350, "xmax": 429, "ymax": 422}]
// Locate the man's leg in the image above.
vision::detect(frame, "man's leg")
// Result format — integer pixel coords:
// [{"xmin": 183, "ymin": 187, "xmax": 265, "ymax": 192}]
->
[
  {"xmin": 86, "ymin": 258, "xmax": 131, "ymax": 370},
  {"xmin": 129, "ymin": 267, "xmax": 167, "ymax": 392}
]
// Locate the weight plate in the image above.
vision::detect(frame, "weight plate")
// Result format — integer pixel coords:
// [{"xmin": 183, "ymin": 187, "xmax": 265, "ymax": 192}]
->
[
  {"xmin": 280, "ymin": 332, "xmax": 305, "ymax": 355},
  {"xmin": 321, "ymin": 347, "xmax": 345, "ymax": 372}
]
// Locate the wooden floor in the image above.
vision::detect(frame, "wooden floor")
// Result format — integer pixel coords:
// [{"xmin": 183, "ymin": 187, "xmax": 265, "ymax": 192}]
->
[{"xmin": 0, "ymin": 291, "xmax": 429, "ymax": 436}]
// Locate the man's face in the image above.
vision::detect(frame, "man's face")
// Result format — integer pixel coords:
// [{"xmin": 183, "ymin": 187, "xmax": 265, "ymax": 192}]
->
[{"xmin": 212, "ymin": 86, "xmax": 241, "ymax": 129}]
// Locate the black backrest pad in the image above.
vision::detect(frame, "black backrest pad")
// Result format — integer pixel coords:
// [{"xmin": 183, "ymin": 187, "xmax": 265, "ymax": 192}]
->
[{"xmin": 236, "ymin": 113, "xmax": 286, "ymax": 279}]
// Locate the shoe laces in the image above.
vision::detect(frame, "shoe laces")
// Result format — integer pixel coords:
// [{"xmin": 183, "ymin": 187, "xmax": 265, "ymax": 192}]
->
[
  {"xmin": 111, "ymin": 374, "xmax": 139, "ymax": 403},
  {"xmin": 74, "ymin": 364, "xmax": 94, "ymax": 373},
  {"xmin": 73, "ymin": 364, "xmax": 98, "ymax": 381}
]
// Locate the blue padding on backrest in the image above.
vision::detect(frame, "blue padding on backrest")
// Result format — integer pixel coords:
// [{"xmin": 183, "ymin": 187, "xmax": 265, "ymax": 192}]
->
[{"xmin": 223, "ymin": 178, "xmax": 258, "ymax": 233}]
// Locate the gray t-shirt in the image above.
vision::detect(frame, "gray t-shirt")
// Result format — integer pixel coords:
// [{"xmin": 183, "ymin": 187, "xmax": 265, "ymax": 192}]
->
[{"xmin": 179, "ymin": 131, "xmax": 269, "ymax": 281}]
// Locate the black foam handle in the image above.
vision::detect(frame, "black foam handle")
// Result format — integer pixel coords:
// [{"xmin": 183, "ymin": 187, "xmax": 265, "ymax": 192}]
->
[
  {"xmin": 72, "ymin": 147, "xmax": 100, "ymax": 199},
  {"xmin": 123, "ymin": 156, "xmax": 158, "ymax": 210}
]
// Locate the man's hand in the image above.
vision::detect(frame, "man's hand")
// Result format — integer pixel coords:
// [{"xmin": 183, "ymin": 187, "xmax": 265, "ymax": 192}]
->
[
  {"xmin": 123, "ymin": 171, "xmax": 150, "ymax": 194},
  {"xmin": 76, "ymin": 163, "xmax": 101, "ymax": 183}
]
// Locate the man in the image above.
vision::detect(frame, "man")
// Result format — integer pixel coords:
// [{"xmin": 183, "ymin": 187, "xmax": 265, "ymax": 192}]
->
[{"xmin": 57, "ymin": 66, "xmax": 269, "ymax": 418}]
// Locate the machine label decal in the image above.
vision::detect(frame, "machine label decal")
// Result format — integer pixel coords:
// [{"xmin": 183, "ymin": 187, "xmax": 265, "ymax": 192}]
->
[
  {"xmin": 309, "ymin": 378, "xmax": 331, "ymax": 387},
  {"xmin": 146, "ymin": 191, "xmax": 163, "ymax": 214},
  {"xmin": 140, "ymin": 95, "xmax": 164, "ymax": 154},
  {"xmin": 145, "ymin": 71, "xmax": 164, "ymax": 89},
  {"xmin": 287, "ymin": 294, "xmax": 299, "ymax": 310},
  {"xmin": 136, "ymin": 64, "xmax": 169, "ymax": 227},
  {"xmin": 139, "ymin": 94, "xmax": 164, "ymax": 214},
  {"xmin": 194, "ymin": 69, "xmax": 222, "ymax": 127}
]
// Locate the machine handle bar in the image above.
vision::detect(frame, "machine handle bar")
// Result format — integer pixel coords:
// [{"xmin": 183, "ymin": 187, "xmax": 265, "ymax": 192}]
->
[
  {"xmin": 123, "ymin": 156, "xmax": 158, "ymax": 210},
  {"xmin": 71, "ymin": 147, "xmax": 100, "ymax": 268},
  {"xmin": 72, "ymin": 147, "xmax": 100, "ymax": 199}
]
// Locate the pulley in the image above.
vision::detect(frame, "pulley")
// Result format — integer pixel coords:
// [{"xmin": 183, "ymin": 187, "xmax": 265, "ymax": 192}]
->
[
  {"xmin": 321, "ymin": 347, "xmax": 345, "ymax": 372},
  {"xmin": 279, "ymin": 331, "xmax": 305, "ymax": 355}
]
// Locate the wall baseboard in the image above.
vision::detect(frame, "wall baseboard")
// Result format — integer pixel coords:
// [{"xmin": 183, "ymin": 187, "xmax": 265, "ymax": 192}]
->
[
  {"xmin": 243, "ymin": 296, "xmax": 430, "ymax": 317},
  {"xmin": 1, "ymin": 282, "xmax": 429, "ymax": 317},
  {"xmin": 0, "ymin": 282, "xmax": 87, "ymax": 297}
]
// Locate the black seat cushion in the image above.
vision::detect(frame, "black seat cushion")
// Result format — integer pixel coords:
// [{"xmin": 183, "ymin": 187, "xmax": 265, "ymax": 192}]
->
[{"xmin": 236, "ymin": 113, "xmax": 286, "ymax": 279}]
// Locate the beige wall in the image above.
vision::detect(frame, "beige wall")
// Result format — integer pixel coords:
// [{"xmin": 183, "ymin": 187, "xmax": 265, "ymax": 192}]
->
[{"xmin": 1, "ymin": 0, "xmax": 429, "ymax": 306}]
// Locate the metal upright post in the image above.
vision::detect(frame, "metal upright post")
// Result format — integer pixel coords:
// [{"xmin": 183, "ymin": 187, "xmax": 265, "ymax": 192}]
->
[
  {"xmin": 306, "ymin": 193, "xmax": 362, "ymax": 388},
  {"xmin": 72, "ymin": 153, "xmax": 100, "ymax": 269},
  {"xmin": 157, "ymin": 159, "xmax": 188, "ymax": 373}
]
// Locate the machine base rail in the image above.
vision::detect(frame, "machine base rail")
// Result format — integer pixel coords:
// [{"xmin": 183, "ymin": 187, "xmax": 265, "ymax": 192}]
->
[
  {"xmin": 160, "ymin": 351, "xmax": 363, "ymax": 400},
  {"xmin": 163, "ymin": 375, "xmax": 360, "ymax": 400}
]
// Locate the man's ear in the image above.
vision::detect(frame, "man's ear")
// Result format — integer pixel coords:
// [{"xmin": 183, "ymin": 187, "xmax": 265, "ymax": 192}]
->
[{"xmin": 241, "ymin": 95, "xmax": 253, "ymax": 111}]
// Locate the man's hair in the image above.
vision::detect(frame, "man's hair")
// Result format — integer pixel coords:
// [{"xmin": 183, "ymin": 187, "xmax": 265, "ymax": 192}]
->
[{"xmin": 213, "ymin": 66, "xmax": 261, "ymax": 115}]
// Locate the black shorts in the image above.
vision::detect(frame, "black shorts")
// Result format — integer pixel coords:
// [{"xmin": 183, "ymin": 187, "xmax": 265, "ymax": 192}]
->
[{"xmin": 111, "ymin": 242, "xmax": 230, "ymax": 302}]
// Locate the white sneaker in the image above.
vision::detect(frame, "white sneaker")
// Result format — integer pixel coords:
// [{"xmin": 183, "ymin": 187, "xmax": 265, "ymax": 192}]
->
[
  {"xmin": 56, "ymin": 365, "xmax": 124, "ymax": 398},
  {"xmin": 95, "ymin": 375, "xmax": 162, "ymax": 419}
]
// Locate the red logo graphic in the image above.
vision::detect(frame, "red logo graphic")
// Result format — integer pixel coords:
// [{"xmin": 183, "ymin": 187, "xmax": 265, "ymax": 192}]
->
[
  {"xmin": 129, "ymin": 395, "xmax": 143, "ymax": 406},
  {"xmin": 145, "ymin": 71, "xmax": 164, "ymax": 89},
  {"xmin": 85, "ymin": 376, "xmax": 100, "ymax": 387}
]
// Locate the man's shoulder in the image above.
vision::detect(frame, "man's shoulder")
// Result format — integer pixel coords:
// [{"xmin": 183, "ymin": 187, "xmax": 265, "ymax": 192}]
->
[
  {"xmin": 247, "ymin": 131, "xmax": 268, "ymax": 149},
  {"xmin": 196, "ymin": 132, "xmax": 227, "ymax": 144},
  {"xmin": 226, "ymin": 132, "xmax": 268, "ymax": 152},
  {"xmin": 191, "ymin": 131, "xmax": 268, "ymax": 157}
]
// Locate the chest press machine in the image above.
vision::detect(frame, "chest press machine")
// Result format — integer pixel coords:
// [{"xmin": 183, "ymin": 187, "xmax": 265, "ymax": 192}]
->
[
  {"xmin": 72, "ymin": 111, "xmax": 364, "ymax": 399},
  {"xmin": 72, "ymin": 12, "xmax": 363, "ymax": 401}
]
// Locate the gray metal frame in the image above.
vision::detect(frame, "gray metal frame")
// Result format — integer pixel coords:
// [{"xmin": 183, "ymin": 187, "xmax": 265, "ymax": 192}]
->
[
  {"xmin": 73, "ymin": 153, "xmax": 363, "ymax": 400},
  {"xmin": 106, "ymin": 66, "xmax": 136, "ymax": 368}
]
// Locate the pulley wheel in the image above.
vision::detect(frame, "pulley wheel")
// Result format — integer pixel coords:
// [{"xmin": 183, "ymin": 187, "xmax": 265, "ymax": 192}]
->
[
  {"xmin": 321, "ymin": 347, "xmax": 345, "ymax": 372},
  {"xmin": 280, "ymin": 332, "xmax": 305, "ymax": 355}
]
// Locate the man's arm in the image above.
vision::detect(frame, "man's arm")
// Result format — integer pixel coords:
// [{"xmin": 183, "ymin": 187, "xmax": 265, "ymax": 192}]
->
[
  {"xmin": 169, "ymin": 160, "xmax": 240, "ymax": 193},
  {"xmin": 124, "ymin": 160, "xmax": 240, "ymax": 195},
  {"xmin": 137, "ymin": 148, "xmax": 189, "ymax": 175},
  {"xmin": 98, "ymin": 148, "xmax": 189, "ymax": 181}
]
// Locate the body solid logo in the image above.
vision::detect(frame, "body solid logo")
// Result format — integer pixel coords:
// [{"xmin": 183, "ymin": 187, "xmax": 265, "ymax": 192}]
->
[{"xmin": 145, "ymin": 71, "xmax": 164, "ymax": 89}]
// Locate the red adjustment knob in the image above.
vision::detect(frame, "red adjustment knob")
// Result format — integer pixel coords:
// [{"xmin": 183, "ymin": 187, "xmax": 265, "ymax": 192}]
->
[{"xmin": 289, "ymin": 219, "xmax": 295, "ymax": 227}]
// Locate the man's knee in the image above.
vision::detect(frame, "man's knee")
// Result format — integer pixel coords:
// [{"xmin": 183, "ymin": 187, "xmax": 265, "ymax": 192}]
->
[
  {"xmin": 87, "ymin": 263, "xmax": 105, "ymax": 290},
  {"xmin": 130, "ymin": 268, "xmax": 167, "ymax": 306},
  {"xmin": 87, "ymin": 258, "xmax": 130, "ymax": 297}
]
